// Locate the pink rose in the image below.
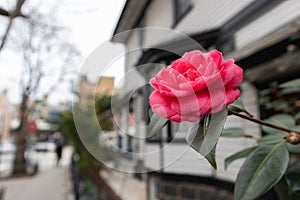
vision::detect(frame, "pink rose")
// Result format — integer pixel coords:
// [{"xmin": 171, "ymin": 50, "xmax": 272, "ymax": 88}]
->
[{"xmin": 149, "ymin": 50, "xmax": 243, "ymax": 122}]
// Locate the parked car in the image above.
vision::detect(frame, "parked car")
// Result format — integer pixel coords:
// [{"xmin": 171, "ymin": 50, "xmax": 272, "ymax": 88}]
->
[
  {"xmin": 0, "ymin": 141, "xmax": 38, "ymax": 178},
  {"xmin": 0, "ymin": 141, "xmax": 16, "ymax": 154},
  {"xmin": 33, "ymin": 140, "xmax": 56, "ymax": 152}
]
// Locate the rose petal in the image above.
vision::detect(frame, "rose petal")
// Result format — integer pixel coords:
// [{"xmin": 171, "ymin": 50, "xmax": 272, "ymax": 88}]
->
[
  {"xmin": 151, "ymin": 67, "xmax": 196, "ymax": 97},
  {"xmin": 226, "ymin": 64, "xmax": 243, "ymax": 88},
  {"xmin": 209, "ymin": 50, "xmax": 223, "ymax": 69},
  {"xmin": 182, "ymin": 50, "xmax": 207, "ymax": 69},
  {"xmin": 225, "ymin": 88, "xmax": 240, "ymax": 105},
  {"xmin": 149, "ymin": 91, "xmax": 176, "ymax": 118},
  {"xmin": 220, "ymin": 60, "xmax": 243, "ymax": 88},
  {"xmin": 170, "ymin": 114, "xmax": 182, "ymax": 122},
  {"xmin": 169, "ymin": 58, "xmax": 195, "ymax": 74},
  {"xmin": 171, "ymin": 90, "xmax": 210, "ymax": 117}
]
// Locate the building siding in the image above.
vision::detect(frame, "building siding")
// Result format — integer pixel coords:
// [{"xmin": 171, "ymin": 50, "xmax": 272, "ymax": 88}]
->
[{"xmin": 235, "ymin": 0, "xmax": 300, "ymax": 50}]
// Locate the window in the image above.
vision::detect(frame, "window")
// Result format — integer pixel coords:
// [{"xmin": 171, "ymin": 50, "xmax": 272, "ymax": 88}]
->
[{"xmin": 173, "ymin": 0, "xmax": 193, "ymax": 27}]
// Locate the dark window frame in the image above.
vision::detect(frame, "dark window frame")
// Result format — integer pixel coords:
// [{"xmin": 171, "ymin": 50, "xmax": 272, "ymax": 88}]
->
[{"xmin": 172, "ymin": 0, "xmax": 193, "ymax": 28}]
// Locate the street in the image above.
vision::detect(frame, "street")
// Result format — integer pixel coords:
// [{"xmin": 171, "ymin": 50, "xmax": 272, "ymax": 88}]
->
[
  {"xmin": 0, "ymin": 146, "xmax": 74, "ymax": 200},
  {"xmin": 0, "ymin": 145, "xmax": 73, "ymax": 178}
]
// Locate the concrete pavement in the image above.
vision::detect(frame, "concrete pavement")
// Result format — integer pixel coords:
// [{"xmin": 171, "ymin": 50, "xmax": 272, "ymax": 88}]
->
[
  {"xmin": 100, "ymin": 170, "xmax": 146, "ymax": 200},
  {"xmin": 0, "ymin": 146, "xmax": 74, "ymax": 200}
]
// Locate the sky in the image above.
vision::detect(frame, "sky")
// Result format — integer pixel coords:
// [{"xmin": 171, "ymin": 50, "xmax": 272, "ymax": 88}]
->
[{"xmin": 0, "ymin": 0, "xmax": 126, "ymax": 105}]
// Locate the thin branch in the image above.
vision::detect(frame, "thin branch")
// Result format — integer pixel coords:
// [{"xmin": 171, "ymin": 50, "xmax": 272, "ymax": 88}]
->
[
  {"xmin": 31, "ymin": 39, "xmax": 44, "ymax": 96},
  {"xmin": 10, "ymin": 0, "xmax": 27, "ymax": 18},
  {"xmin": 228, "ymin": 109, "xmax": 300, "ymax": 135},
  {"xmin": 0, "ymin": 0, "xmax": 27, "ymax": 54},
  {"xmin": 0, "ymin": 19, "xmax": 13, "ymax": 52},
  {"xmin": 15, "ymin": 0, "xmax": 26, "ymax": 13},
  {"xmin": 43, "ymin": 52, "xmax": 76, "ymax": 96},
  {"xmin": 0, "ymin": 7, "xmax": 9, "ymax": 16}
]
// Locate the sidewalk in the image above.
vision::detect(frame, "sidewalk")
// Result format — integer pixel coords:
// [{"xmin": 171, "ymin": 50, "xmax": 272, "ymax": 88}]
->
[
  {"xmin": 0, "ymin": 146, "xmax": 74, "ymax": 200},
  {"xmin": 100, "ymin": 170, "xmax": 146, "ymax": 200}
]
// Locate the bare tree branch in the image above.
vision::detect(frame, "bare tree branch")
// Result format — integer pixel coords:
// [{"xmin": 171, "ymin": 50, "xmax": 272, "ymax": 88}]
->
[
  {"xmin": 0, "ymin": 0, "xmax": 28, "ymax": 54},
  {"xmin": 10, "ymin": 0, "xmax": 27, "ymax": 18},
  {"xmin": 0, "ymin": 19, "xmax": 13, "ymax": 52},
  {"xmin": 0, "ymin": 7, "xmax": 9, "ymax": 17},
  {"xmin": 8, "ymin": 0, "xmax": 81, "ymax": 175},
  {"xmin": 16, "ymin": 0, "xmax": 26, "ymax": 13}
]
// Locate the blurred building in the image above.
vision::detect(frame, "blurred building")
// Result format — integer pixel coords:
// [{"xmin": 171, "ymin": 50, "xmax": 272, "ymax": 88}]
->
[
  {"xmin": 106, "ymin": 0, "xmax": 300, "ymax": 199},
  {"xmin": 29, "ymin": 95, "xmax": 50, "ymax": 120},
  {"xmin": 77, "ymin": 75, "xmax": 114, "ymax": 110},
  {"xmin": 9, "ymin": 96, "xmax": 66, "ymax": 136},
  {"xmin": 0, "ymin": 89, "xmax": 10, "ymax": 141}
]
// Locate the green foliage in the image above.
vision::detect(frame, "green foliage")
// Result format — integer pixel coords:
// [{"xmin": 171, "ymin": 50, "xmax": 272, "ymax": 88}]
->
[
  {"xmin": 96, "ymin": 95, "xmax": 113, "ymax": 131},
  {"xmin": 228, "ymin": 98, "xmax": 253, "ymax": 116},
  {"xmin": 224, "ymin": 99, "xmax": 300, "ymax": 199},
  {"xmin": 56, "ymin": 108, "xmax": 103, "ymax": 179},
  {"xmin": 204, "ymin": 145, "xmax": 217, "ymax": 169},
  {"xmin": 257, "ymin": 134, "xmax": 284, "ymax": 145},
  {"xmin": 285, "ymin": 158, "xmax": 300, "ymax": 193},
  {"xmin": 295, "ymin": 112, "xmax": 300, "ymax": 120},
  {"xmin": 81, "ymin": 179, "xmax": 98, "ymax": 197},
  {"xmin": 259, "ymin": 78, "xmax": 300, "ymax": 116},
  {"xmin": 262, "ymin": 114, "xmax": 294, "ymax": 135},
  {"xmin": 279, "ymin": 78, "xmax": 300, "ymax": 89},
  {"xmin": 148, "ymin": 113, "xmax": 168, "ymax": 138},
  {"xmin": 275, "ymin": 177, "xmax": 300, "ymax": 200},
  {"xmin": 222, "ymin": 127, "xmax": 245, "ymax": 137},
  {"xmin": 274, "ymin": 158, "xmax": 300, "ymax": 198},
  {"xmin": 224, "ymin": 146, "xmax": 257, "ymax": 170},
  {"xmin": 234, "ymin": 141, "xmax": 289, "ymax": 200},
  {"xmin": 287, "ymin": 142, "xmax": 300, "ymax": 154},
  {"xmin": 58, "ymin": 111, "xmax": 81, "ymax": 147},
  {"xmin": 96, "ymin": 95, "xmax": 111, "ymax": 112},
  {"xmin": 186, "ymin": 109, "xmax": 228, "ymax": 169}
]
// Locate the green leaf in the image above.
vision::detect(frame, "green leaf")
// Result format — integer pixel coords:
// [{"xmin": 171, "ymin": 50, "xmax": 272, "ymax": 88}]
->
[
  {"xmin": 286, "ymin": 172, "xmax": 300, "ymax": 193},
  {"xmin": 224, "ymin": 146, "xmax": 257, "ymax": 170},
  {"xmin": 281, "ymin": 87, "xmax": 300, "ymax": 95},
  {"xmin": 287, "ymin": 143, "xmax": 300, "ymax": 154},
  {"xmin": 259, "ymin": 88, "xmax": 272, "ymax": 96},
  {"xmin": 280, "ymin": 78, "xmax": 300, "ymax": 89},
  {"xmin": 186, "ymin": 109, "xmax": 228, "ymax": 169},
  {"xmin": 262, "ymin": 114, "xmax": 295, "ymax": 135},
  {"xmin": 186, "ymin": 114, "xmax": 209, "ymax": 153},
  {"xmin": 275, "ymin": 178, "xmax": 300, "ymax": 200},
  {"xmin": 295, "ymin": 112, "xmax": 300, "ymax": 120},
  {"xmin": 228, "ymin": 98, "xmax": 253, "ymax": 116},
  {"xmin": 286, "ymin": 159, "xmax": 300, "ymax": 193},
  {"xmin": 258, "ymin": 135, "xmax": 285, "ymax": 145},
  {"xmin": 234, "ymin": 141, "xmax": 289, "ymax": 200},
  {"xmin": 222, "ymin": 128, "xmax": 245, "ymax": 137},
  {"xmin": 148, "ymin": 113, "xmax": 168, "ymax": 138},
  {"xmin": 205, "ymin": 145, "xmax": 217, "ymax": 169}
]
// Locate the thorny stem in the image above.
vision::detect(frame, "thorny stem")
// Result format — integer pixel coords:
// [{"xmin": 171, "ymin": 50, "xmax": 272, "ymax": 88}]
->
[{"xmin": 228, "ymin": 109, "xmax": 300, "ymax": 144}]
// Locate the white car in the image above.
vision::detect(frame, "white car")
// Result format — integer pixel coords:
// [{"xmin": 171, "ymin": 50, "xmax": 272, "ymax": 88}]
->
[
  {"xmin": 0, "ymin": 141, "xmax": 16, "ymax": 154},
  {"xmin": 33, "ymin": 141, "xmax": 56, "ymax": 152}
]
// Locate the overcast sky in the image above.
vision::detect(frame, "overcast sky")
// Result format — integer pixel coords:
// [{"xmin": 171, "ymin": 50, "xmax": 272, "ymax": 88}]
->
[{"xmin": 0, "ymin": 0, "xmax": 126, "ymax": 105}]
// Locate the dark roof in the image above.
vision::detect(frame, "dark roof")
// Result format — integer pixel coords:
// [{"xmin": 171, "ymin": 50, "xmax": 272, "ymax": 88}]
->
[{"xmin": 111, "ymin": 0, "xmax": 151, "ymax": 43}]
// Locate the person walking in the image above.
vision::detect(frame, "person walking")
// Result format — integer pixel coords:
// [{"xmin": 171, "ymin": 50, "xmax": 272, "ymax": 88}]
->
[{"xmin": 54, "ymin": 132, "xmax": 64, "ymax": 166}]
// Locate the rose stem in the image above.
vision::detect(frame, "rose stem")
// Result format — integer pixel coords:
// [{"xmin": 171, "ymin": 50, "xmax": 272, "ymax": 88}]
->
[{"xmin": 228, "ymin": 109, "xmax": 300, "ymax": 136}]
